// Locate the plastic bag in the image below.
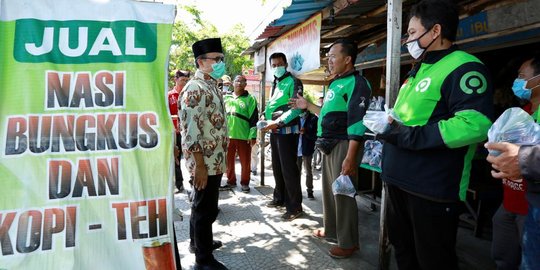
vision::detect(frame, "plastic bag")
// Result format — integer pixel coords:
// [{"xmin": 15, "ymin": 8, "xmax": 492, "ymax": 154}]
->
[
  {"xmin": 369, "ymin": 141, "xmax": 383, "ymax": 168},
  {"xmin": 361, "ymin": 140, "xmax": 383, "ymax": 168},
  {"xmin": 363, "ymin": 110, "xmax": 390, "ymax": 134},
  {"xmin": 332, "ymin": 175, "xmax": 356, "ymax": 198},
  {"xmin": 368, "ymin": 96, "xmax": 385, "ymax": 111},
  {"xmin": 487, "ymin": 107, "xmax": 540, "ymax": 156},
  {"xmin": 256, "ymin": 120, "xmax": 268, "ymax": 130},
  {"xmin": 363, "ymin": 104, "xmax": 402, "ymax": 134}
]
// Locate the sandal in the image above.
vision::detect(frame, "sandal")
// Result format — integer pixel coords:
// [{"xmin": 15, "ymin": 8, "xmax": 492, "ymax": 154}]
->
[{"xmin": 312, "ymin": 229, "xmax": 326, "ymax": 239}]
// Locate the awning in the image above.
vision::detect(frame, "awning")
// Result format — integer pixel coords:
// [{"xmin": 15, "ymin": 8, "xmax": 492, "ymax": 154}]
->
[{"xmin": 245, "ymin": 0, "xmax": 332, "ymax": 55}]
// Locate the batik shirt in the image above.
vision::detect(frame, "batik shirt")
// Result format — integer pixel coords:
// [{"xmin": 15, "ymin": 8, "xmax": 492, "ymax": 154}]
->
[{"xmin": 179, "ymin": 69, "xmax": 228, "ymax": 176}]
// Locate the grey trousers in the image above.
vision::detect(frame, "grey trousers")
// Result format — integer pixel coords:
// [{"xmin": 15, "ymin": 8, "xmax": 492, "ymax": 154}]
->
[
  {"xmin": 321, "ymin": 140, "xmax": 360, "ymax": 249},
  {"xmin": 491, "ymin": 204, "xmax": 526, "ymax": 270}
]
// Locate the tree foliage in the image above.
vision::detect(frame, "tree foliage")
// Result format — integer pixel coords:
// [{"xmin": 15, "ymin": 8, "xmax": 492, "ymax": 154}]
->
[{"xmin": 169, "ymin": 4, "xmax": 252, "ymax": 81}]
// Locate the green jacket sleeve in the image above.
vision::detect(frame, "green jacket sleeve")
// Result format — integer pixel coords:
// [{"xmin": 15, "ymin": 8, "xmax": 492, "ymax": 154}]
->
[
  {"xmin": 276, "ymin": 77, "xmax": 303, "ymax": 124},
  {"xmin": 380, "ymin": 62, "xmax": 493, "ymax": 150}
]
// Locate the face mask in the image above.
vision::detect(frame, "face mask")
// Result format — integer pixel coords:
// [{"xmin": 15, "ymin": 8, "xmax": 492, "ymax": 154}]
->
[
  {"xmin": 209, "ymin": 62, "xmax": 226, "ymax": 80},
  {"xmin": 405, "ymin": 29, "xmax": 434, "ymax": 59},
  {"xmin": 512, "ymin": 74, "xmax": 540, "ymax": 100},
  {"xmin": 273, "ymin": 66, "xmax": 287, "ymax": 78}
]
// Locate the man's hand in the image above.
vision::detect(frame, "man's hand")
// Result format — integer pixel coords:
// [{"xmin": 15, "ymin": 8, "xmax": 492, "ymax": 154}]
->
[
  {"xmin": 485, "ymin": 142, "xmax": 522, "ymax": 180},
  {"xmin": 341, "ymin": 156, "xmax": 357, "ymax": 176},
  {"xmin": 375, "ymin": 120, "xmax": 403, "ymax": 145},
  {"xmin": 192, "ymin": 152, "xmax": 208, "ymax": 190},
  {"xmin": 288, "ymin": 93, "xmax": 308, "ymax": 110},
  {"xmin": 194, "ymin": 164, "xmax": 208, "ymax": 190},
  {"xmin": 262, "ymin": 120, "xmax": 279, "ymax": 132}
]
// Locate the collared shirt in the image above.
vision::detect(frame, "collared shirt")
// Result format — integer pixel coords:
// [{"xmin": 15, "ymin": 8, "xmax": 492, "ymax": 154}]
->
[{"xmin": 179, "ymin": 69, "xmax": 228, "ymax": 176}]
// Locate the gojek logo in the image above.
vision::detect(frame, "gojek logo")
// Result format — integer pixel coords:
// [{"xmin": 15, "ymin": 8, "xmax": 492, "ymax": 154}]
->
[
  {"xmin": 325, "ymin": 90, "xmax": 335, "ymax": 102},
  {"xmin": 14, "ymin": 19, "xmax": 157, "ymax": 63},
  {"xmin": 415, "ymin": 78, "xmax": 431, "ymax": 93}
]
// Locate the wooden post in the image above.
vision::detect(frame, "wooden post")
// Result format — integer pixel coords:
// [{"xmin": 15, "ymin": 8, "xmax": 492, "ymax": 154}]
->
[{"xmin": 380, "ymin": 0, "xmax": 402, "ymax": 269}]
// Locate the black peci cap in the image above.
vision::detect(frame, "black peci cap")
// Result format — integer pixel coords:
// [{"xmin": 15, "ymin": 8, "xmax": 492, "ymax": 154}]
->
[{"xmin": 192, "ymin": 38, "xmax": 223, "ymax": 58}]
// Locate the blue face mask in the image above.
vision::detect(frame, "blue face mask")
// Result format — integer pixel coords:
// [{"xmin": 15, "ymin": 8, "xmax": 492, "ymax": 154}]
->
[
  {"xmin": 273, "ymin": 66, "xmax": 287, "ymax": 78},
  {"xmin": 209, "ymin": 62, "xmax": 226, "ymax": 80},
  {"xmin": 512, "ymin": 74, "xmax": 540, "ymax": 100}
]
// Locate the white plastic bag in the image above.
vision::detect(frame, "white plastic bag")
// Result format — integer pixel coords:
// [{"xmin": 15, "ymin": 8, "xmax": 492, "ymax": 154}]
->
[
  {"xmin": 368, "ymin": 96, "xmax": 385, "ymax": 111},
  {"xmin": 331, "ymin": 175, "xmax": 356, "ymax": 198},
  {"xmin": 361, "ymin": 140, "xmax": 383, "ymax": 168},
  {"xmin": 487, "ymin": 107, "xmax": 540, "ymax": 156},
  {"xmin": 363, "ymin": 104, "xmax": 401, "ymax": 134},
  {"xmin": 363, "ymin": 110, "xmax": 390, "ymax": 134}
]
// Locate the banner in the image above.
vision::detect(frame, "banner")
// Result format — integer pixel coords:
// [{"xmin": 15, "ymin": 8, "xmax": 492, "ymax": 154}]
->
[
  {"xmin": 0, "ymin": 0, "xmax": 176, "ymax": 269},
  {"xmin": 265, "ymin": 13, "xmax": 321, "ymax": 82}
]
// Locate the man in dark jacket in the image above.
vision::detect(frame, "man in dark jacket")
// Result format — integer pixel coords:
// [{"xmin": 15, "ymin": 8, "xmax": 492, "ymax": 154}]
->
[{"xmin": 377, "ymin": 0, "xmax": 493, "ymax": 268}]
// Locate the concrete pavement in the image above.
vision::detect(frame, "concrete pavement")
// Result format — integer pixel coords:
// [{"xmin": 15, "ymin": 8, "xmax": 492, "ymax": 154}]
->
[{"xmin": 173, "ymin": 159, "xmax": 495, "ymax": 270}]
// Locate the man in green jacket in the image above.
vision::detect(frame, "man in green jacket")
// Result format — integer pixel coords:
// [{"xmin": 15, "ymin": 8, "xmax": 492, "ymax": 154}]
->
[
  {"xmin": 289, "ymin": 39, "xmax": 371, "ymax": 258},
  {"xmin": 222, "ymin": 75, "xmax": 258, "ymax": 193},
  {"xmin": 261, "ymin": 52, "xmax": 304, "ymax": 221},
  {"xmin": 377, "ymin": 1, "xmax": 494, "ymax": 269}
]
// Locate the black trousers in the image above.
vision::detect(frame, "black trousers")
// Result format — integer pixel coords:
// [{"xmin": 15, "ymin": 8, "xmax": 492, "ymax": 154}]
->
[
  {"xmin": 270, "ymin": 133, "xmax": 302, "ymax": 213},
  {"xmin": 175, "ymin": 133, "xmax": 184, "ymax": 189},
  {"xmin": 386, "ymin": 183, "xmax": 461, "ymax": 270},
  {"xmin": 190, "ymin": 174, "xmax": 222, "ymax": 263}
]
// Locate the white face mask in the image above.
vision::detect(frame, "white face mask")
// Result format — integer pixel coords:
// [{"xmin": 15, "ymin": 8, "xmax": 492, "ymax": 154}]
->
[
  {"xmin": 407, "ymin": 40, "xmax": 424, "ymax": 59},
  {"xmin": 405, "ymin": 28, "xmax": 435, "ymax": 60}
]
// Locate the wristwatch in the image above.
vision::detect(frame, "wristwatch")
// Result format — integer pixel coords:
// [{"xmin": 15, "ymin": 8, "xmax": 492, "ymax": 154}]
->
[{"xmin": 276, "ymin": 120, "xmax": 285, "ymax": 128}]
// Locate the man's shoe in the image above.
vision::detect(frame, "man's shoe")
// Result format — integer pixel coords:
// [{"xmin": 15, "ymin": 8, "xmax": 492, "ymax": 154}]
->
[
  {"xmin": 175, "ymin": 185, "xmax": 184, "ymax": 193},
  {"xmin": 328, "ymin": 246, "xmax": 358, "ymax": 259},
  {"xmin": 266, "ymin": 200, "xmax": 284, "ymax": 208},
  {"xmin": 281, "ymin": 210, "xmax": 303, "ymax": 221},
  {"xmin": 188, "ymin": 240, "xmax": 223, "ymax": 254},
  {"xmin": 241, "ymin": 185, "xmax": 250, "ymax": 193},
  {"xmin": 219, "ymin": 183, "xmax": 236, "ymax": 191},
  {"xmin": 307, "ymin": 192, "xmax": 314, "ymax": 200},
  {"xmin": 251, "ymin": 170, "xmax": 257, "ymax": 175},
  {"xmin": 193, "ymin": 259, "xmax": 228, "ymax": 270}
]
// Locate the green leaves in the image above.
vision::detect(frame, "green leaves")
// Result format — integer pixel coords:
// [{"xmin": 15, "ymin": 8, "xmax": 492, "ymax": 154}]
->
[{"xmin": 168, "ymin": 5, "xmax": 253, "ymax": 85}]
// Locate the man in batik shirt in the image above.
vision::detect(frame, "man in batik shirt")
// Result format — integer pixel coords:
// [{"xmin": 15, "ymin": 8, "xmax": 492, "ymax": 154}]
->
[{"xmin": 178, "ymin": 38, "xmax": 228, "ymax": 270}]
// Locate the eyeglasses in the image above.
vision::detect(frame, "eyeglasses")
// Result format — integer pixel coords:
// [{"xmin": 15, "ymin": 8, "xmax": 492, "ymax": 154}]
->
[{"xmin": 199, "ymin": 56, "xmax": 225, "ymax": 63}]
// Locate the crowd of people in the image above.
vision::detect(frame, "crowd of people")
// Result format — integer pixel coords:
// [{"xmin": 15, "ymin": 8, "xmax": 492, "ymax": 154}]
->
[{"xmin": 167, "ymin": 0, "xmax": 540, "ymax": 269}]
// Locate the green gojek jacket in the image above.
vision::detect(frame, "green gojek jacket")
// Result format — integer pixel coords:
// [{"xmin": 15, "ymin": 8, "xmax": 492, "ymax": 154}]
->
[
  {"xmin": 318, "ymin": 69, "xmax": 372, "ymax": 140},
  {"xmin": 224, "ymin": 91, "xmax": 258, "ymax": 140},
  {"xmin": 264, "ymin": 72, "xmax": 303, "ymax": 128},
  {"xmin": 381, "ymin": 46, "xmax": 494, "ymax": 202}
]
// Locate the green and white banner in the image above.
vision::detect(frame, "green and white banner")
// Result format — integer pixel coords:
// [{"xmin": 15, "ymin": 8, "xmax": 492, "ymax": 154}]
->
[{"xmin": 0, "ymin": 0, "xmax": 176, "ymax": 269}]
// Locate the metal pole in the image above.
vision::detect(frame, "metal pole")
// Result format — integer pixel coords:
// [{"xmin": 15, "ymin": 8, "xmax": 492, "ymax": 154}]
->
[
  {"xmin": 379, "ymin": 0, "xmax": 402, "ymax": 269},
  {"xmin": 259, "ymin": 47, "xmax": 267, "ymax": 186}
]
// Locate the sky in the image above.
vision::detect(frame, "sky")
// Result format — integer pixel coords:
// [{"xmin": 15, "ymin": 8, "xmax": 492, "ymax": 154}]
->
[{"xmin": 162, "ymin": 0, "xmax": 272, "ymax": 36}]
